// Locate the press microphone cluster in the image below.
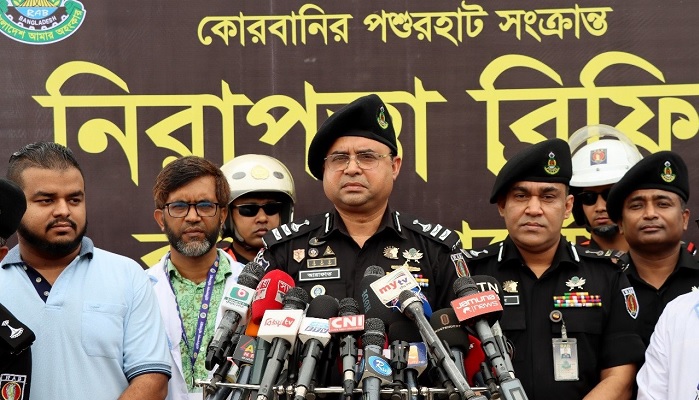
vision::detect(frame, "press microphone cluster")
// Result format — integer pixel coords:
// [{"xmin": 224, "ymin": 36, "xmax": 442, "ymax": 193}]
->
[{"xmin": 451, "ymin": 276, "xmax": 528, "ymax": 400}]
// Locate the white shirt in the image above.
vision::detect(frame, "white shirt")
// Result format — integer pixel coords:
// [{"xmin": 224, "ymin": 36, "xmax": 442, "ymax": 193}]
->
[{"xmin": 637, "ymin": 290, "xmax": 699, "ymax": 400}]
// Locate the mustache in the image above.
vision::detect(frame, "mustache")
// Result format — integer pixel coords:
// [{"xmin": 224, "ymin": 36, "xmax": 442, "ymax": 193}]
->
[{"xmin": 47, "ymin": 218, "xmax": 77, "ymax": 231}]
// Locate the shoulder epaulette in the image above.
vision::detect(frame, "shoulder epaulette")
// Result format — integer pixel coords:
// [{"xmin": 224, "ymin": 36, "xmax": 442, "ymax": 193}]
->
[
  {"xmin": 460, "ymin": 242, "xmax": 501, "ymax": 262},
  {"xmin": 262, "ymin": 214, "xmax": 325, "ymax": 248},
  {"xmin": 574, "ymin": 244, "xmax": 627, "ymax": 268},
  {"xmin": 396, "ymin": 211, "xmax": 461, "ymax": 250}
]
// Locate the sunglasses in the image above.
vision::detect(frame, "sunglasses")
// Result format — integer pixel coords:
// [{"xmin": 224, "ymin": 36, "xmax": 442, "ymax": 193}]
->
[
  {"xmin": 576, "ymin": 189, "xmax": 611, "ymax": 206},
  {"xmin": 234, "ymin": 202, "xmax": 283, "ymax": 217}
]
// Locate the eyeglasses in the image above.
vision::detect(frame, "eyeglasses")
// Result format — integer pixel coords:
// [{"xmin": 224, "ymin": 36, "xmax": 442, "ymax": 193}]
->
[
  {"xmin": 234, "ymin": 202, "xmax": 283, "ymax": 217},
  {"xmin": 324, "ymin": 152, "xmax": 392, "ymax": 172},
  {"xmin": 576, "ymin": 189, "xmax": 611, "ymax": 206},
  {"xmin": 163, "ymin": 201, "xmax": 221, "ymax": 218}
]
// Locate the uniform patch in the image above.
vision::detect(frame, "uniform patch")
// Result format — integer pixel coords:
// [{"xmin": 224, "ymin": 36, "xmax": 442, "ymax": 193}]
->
[
  {"xmin": 383, "ymin": 246, "xmax": 399, "ymax": 259},
  {"xmin": 309, "ymin": 237, "xmax": 325, "ymax": 246},
  {"xmin": 0, "ymin": 374, "xmax": 27, "ymax": 400},
  {"xmin": 590, "ymin": 148, "xmax": 607, "ymax": 165},
  {"xmin": 553, "ymin": 292, "xmax": 602, "ymax": 308},
  {"xmin": 502, "ymin": 280, "xmax": 518, "ymax": 293},
  {"xmin": 299, "ymin": 268, "xmax": 341, "ymax": 281},
  {"xmin": 504, "ymin": 295, "xmax": 520, "ymax": 306},
  {"xmin": 272, "ymin": 228, "xmax": 282, "ymax": 240},
  {"xmin": 323, "ymin": 246, "xmax": 335, "ymax": 256},
  {"xmin": 281, "ymin": 224, "xmax": 292, "ymax": 236},
  {"xmin": 450, "ymin": 253, "xmax": 469, "ymax": 277},
  {"xmin": 310, "ymin": 285, "xmax": 326, "ymax": 298},
  {"xmin": 565, "ymin": 276, "xmax": 586, "ymax": 291},
  {"xmin": 293, "ymin": 249, "xmax": 305, "ymax": 263},
  {"xmin": 307, "ymin": 258, "xmax": 337, "ymax": 268},
  {"xmin": 308, "ymin": 248, "xmax": 319, "ymax": 258},
  {"xmin": 403, "ymin": 248, "xmax": 423, "ymax": 263},
  {"xmin": 622, "ymin": 287, "xmax": 639, "ymax": 319}
]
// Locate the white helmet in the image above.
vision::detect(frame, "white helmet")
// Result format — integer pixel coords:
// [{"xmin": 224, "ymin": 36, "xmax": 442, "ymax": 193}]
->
[
  {"xmin": 569, "ymin": 124, "xmax": 643, "ymax": 187},
  {"xmin": 220, "ymin": 154, "xmax": 296, "ymax": 238}
]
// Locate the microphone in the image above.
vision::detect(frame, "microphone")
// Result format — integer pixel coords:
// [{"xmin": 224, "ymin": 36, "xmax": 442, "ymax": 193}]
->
[
  {"xmin": 470, "ymin": 275, "xmax": 516, "ymax": 378},
  {"xmin": 388, "ymin": 320, "xmax": 428, "ymax": 400},
  {"xmin": 398, "ymin": 290, "xmax": 486, "ymax": 400},
  {"xmin": 293, "ymin": 295, "xmax": 340, "ymax": 400},
  {"xmin": 227, "ymin": 334, "xmax": 257, "ymax": 400},
  {"xmin": 206, "ymin": 262, "xmax": 265, "ymax": 370},
  {"xmin": 329, "ymin": 297, "xmax": 364, "ymax": 398},
  {"xmin": 256, "ymin": 286, "xmax": 309, "ymax": 400},
  {"xmin": 430, "ymin": 308, "xmax": 470, "ymax": 382},
  {"xmin": 248, "ymin": 270, "xmax": 296, "ymax": 391},
  {"xmin": 357, "ymin": 266, "xmax": 402, "ymax": 326},
  {"xmin": 359, "ymin": 318, "xmax": 392, "ymax": 400},
  {"xmin": 452, "ymin": 276, "xmax": 529, "ymax": 400}
]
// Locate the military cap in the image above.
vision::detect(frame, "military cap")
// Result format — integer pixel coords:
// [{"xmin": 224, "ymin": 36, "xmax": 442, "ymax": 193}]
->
[
  {"xmin": 0, "ymin": 178, "xmax": 26, "ymax": 240},
  {"xmin": 606, "ymin": 151, "xmax": 689, "ymax": 222},
  {"xmin": 489, "ymin": 138, "xmax": 572, "ymax": 203},
  {"xmin": 308, "ymin": 94, "xmax": 398, "ymax": 180}
]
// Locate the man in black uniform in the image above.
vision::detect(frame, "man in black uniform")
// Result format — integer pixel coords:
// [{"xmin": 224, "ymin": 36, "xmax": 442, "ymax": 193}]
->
[
  {"xmin": 606, "ymin": 150, "xmax": 699, "ymax": 347},
  {"xmin": 0, "ymin": 178, "xmax": 34, "ymax": 398},
  {"xmin": 464, "ymin": 139, "xmax": 644, "ymax": 400},
  {"xmin": 255, "ymin": 94, "xmax": 462, "ymax": 309}
]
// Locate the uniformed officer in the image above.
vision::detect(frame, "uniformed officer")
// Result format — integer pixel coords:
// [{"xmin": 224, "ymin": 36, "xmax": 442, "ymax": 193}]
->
[
  {"xmin": 465, "ymin": 139, "xmax": 644, "ymax": 400},
  {"xmin": 255, "ymin": 94, "xmax": 462, "ymax": 309},
  {"xmin": 0, "ymin": 178, "xmax": 33, "ymax": 397},
  {"xmin": 568, "ymin": 124, "xmax": 643, "ymax": 252},
  {"xmin": 606, "ymin": 150, "xmax": 699, "ymax": 347}
]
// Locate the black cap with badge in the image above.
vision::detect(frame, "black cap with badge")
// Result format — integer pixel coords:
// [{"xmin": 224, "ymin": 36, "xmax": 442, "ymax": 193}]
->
[
  {"xmin": 308, "ymin": 94, "xmax": 398, "ymax": 180},
  {"xmin": 0, "ymin": 178, "xmax": 26, "ymax": 240},
  {"xmin": 606, "ymin": 151, "xmax": 689, "ymax": 222},
  {"xmin": 489, "ymin": 138, "xmax": 573, "ymax": 203}
]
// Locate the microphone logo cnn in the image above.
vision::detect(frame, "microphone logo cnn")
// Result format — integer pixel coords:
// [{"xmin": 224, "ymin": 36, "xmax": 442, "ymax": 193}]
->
[{"xmin": 451, "ymin": 291, "xmax": 503, "ymax": 322}]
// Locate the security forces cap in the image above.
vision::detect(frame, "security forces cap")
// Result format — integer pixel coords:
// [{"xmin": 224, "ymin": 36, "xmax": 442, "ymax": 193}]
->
[
  {"xmin": 489, "ymin": 138, "xmax": 572, "ymax": 203},
  {"xmin": 606, "ymin": 151, "xmax": 689, "ymax": 222},
  {"xmin": 308, "ymin": 94, "xmax": 398, "ymax": 180},
  {"xmin": 0, "ymin": 178, "xmax": 26, "ymax": 239}
]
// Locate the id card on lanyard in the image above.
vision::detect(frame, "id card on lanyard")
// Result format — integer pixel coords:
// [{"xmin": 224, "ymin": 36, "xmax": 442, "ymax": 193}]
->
[{"xmin": 166, "ymin": 253, "xmax": 220, "ymax": 386}]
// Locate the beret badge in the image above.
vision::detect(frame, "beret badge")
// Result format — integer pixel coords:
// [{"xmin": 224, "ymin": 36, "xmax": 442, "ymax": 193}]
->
[
  {"xmin": 545, "ymin": 151, "xmax": 560, "ymax": 175},
  {"xmin": 661, "ymin": 161, "xmax": 676, "ymax": 183}
]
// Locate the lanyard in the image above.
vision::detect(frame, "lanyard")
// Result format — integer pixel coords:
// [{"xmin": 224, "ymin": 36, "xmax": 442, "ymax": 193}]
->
[{"xmin": 166, "ymin": 253, "xmax": 220, "ymax": 379}]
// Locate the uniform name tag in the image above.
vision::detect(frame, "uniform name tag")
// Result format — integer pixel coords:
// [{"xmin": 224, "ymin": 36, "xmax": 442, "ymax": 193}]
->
[{"xmin": 299, "ymin": 268, "xmax": 341, "ymax": 281}]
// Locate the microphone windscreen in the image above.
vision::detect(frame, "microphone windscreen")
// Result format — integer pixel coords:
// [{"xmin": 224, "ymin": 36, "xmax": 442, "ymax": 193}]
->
[
  {"xmin": 251, "ymin": 269, "xmax": 295, "ymax": 323},
  {"xmin": 238, "ymin": 262, "xmax": 266, "ymax": 288},
  {"xmin": 306, "ymin": 295, "xmax": 340, "ymax": 319},
  {"xmin": 338, "ymin": 297, "xmax": 360, "ymax": 316},
  {"xmin": 283, "ymin": 287, "xmax": 310, "ymax": 310},
  {"xmin": 464, "ymin": 334, "xmax": 486, "ymax": 385},
  {"xmin": 469, "ymin": 275, "xmax": 505, "ymax": 304},
  {"xmin": 388, "ymin": 320, "xmax": 422, "ymax": 343},
  {"xmin": 361, "ymin": 318, "xmax": 386, "ymax": 348},
  {"xmin": 453, "ymin": 276, "xmax": 478, "ymax": 298},
  {"xmin": 430, "ymin": 308, "xmax": 470, "ymax": 351}
]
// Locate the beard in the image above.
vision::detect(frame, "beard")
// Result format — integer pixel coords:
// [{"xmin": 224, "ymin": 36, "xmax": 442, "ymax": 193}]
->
[
  {"xmin": 17, "ymin": 219, "xmax": 87, "ymax": 258},
  {"xmin": 164, "ymin": 221, "xmax": 221, "ymax": 258}
]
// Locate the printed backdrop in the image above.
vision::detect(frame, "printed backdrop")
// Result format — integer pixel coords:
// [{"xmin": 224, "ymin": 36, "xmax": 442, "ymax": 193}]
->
[{"xmin": 2, "ymin": 0, "xmax": 698, "ymax": 267}]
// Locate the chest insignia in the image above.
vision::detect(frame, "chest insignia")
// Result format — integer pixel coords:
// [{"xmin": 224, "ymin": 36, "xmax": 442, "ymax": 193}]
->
[
  {"xmin": 323, "ymin": 246, "xmax": 335, "ymax": 256},
  {"xmin": 565, "ymin": 276, "xmax": 586, "ymax": 291},
  {"xmin": 403, "ymin": 248, "xmax": 424, "ymax": 263},
  {"xmin": 293, "ymin": 249, "xmax": 306, "ymax": 263},
  {"xmin": 308, "ymin": 248, "xmax": 319, "ymax": 258},
  {"xmin": 502, "ymin": 280, "xmax": 518, "ymax": 293},
  {"xmin": 309, "ymin": 237, "xmax": 326, "ymax": 246},
  {"xmin": 383, "ymin": 246, "xmax": 399, "ymax": 260}
]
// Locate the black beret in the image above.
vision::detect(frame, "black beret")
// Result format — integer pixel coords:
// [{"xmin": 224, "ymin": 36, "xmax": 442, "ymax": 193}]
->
[
  {"xmin": 0, "ymin": 178, "xmax": 26, "ymax": 240},
  {"xmin": 489, "ymin": 138, "xmax": 572, "ymax": 203},
  {"xmin": 607, "ymin": 151, "xmax": 689, "ymax": 222},
  {"xmin": 308, "ymin": 94, "xmax": 398, "ymax": 180}
]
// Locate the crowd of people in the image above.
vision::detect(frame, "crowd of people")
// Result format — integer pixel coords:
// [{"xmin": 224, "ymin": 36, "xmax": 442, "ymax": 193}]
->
[{"xmin": 1, "ymin": 93, "xmax": 697, "ymax": 400}]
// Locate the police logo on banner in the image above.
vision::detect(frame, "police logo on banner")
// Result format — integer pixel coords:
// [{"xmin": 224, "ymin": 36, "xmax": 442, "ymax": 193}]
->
[
  {"xmin": 622, "ymin": 287, "xmax": 639, "ymax": 319},
  {"xmin": 0, "ymin": 0, "xmax": 86, "ymax": 45}
]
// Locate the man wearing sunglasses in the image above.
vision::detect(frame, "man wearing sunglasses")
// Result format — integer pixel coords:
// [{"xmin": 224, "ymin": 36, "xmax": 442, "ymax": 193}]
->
[
  {"xmin": 219, "ymin": 154, "xmax": 296, "ymax": 264},
  {"xmin": 606, "ymin": 151, "xmax": 699, "ymax": 348},
  {"xmin": 255, "ymin": 94, "xmax": 462, "ymax": 311},
  {"xmin": 568, "ymin": 125, "xmax": 643, "ymax": 252},
  {"xmin": 148, "ymin": 156, "xmax": 245, "ymax": 399}
]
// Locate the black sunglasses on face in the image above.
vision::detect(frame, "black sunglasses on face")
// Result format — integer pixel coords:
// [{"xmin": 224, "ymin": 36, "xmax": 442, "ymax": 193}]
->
[
  {"xmin": 576, "ymin": 189, "xmax": 611, "ymax": 206},
  {"xmin": 234, "ymin": 202, "xmax": 283, "ymax": 217}
]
